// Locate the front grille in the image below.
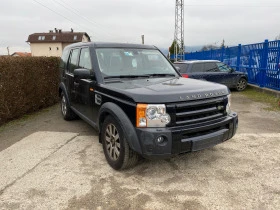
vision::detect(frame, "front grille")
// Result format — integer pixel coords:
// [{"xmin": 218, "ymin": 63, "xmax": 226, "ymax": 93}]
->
[{"xmin": 174, "ymin": 97, "xmax": 227, "ymax": 126}]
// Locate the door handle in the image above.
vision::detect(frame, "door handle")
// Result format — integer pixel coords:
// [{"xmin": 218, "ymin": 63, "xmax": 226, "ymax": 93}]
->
[{"xmin": 74, "ymin": 81, "xmax": 79, "ymax": 87}]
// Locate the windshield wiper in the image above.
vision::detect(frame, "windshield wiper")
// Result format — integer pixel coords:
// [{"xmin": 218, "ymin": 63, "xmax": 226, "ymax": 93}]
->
[
  {"xmin": 104, "ymin": 74, "xmax": 177, "ymax": 80},
  {"xmin": 104, "ymin": 75, "xmax": 150, "ymax": 79},
  {"xmin": 143, "ymin": 73, "xmax": 177, "ymax": 78}
]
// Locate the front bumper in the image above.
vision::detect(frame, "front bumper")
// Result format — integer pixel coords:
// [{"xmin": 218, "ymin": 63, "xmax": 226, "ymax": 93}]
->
[{"xmin": 135, "ymin": 112, "xmax": 238, "ymax": 159}]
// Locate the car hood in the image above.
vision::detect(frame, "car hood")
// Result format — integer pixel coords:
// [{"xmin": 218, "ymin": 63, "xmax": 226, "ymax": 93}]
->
[{"xmin": 101, "ymin": 77, "xmax": 230, "ymax": 103}]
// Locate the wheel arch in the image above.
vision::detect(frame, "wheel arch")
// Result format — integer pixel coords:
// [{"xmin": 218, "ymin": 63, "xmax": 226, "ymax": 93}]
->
[
  {"xmin": 98, "ymin": 102, "xmax": 142, "ymax": 154},
  {"xmin": 240, "ymin": 76, "xmax": 248, "ymax": 81},
  {"xmin": 59, "ymin": 83, "xmax": 70, "ymax": 105}
]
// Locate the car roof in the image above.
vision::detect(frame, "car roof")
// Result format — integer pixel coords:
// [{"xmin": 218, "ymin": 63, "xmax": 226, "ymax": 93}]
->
[
  {"xmin": 174, "ymin": 60, "xmax": 221, "ymax": 64},
  {"xmin": 64, "ymin": 42, "xmax": 157, "ymax": 50}
]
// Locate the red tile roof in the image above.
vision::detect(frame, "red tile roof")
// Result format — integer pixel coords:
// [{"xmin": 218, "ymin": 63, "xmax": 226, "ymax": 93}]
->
[{"xmin": 27, "ymin": 31, "xmax": 90, "ymax": 43}]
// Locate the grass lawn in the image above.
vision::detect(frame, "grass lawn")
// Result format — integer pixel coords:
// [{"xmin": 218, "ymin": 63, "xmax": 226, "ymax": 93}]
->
[{"xmin": 240, "ymin": 86, "xmax": 280, "ymax": 111}]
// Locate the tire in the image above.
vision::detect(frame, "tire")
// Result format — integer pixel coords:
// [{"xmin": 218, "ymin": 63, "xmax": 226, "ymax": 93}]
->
[
  {"xmin": 60, "ymin": 92, "xmax": 77, "ymax": 120},
  {"xmin": 236, "ymin": 78, "xmax": 247, "ymax": 91},
  {"xmin": 101, "ymin": 115, "xmax": 139, "ymax": 170}
]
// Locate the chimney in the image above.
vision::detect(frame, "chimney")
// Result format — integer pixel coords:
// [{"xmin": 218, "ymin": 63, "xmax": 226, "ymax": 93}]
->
[
  {"xmin": 55, "ymin": 28, "xmax": 58, "ymax": 33},
  {"xmin": 71, "ymin": 28, "xmax": 73, "ymax": 32},
  {"xmin": 49, "ymin": 30, "xmax": 53, "ymax": 33},
  {"xmin": 58, "ymin": 29, "xmax": 62, "ymax": 33}
]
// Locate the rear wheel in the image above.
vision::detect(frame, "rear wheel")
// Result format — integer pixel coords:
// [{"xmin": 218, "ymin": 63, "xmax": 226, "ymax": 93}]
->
[
  {"xmin": 236, "ymin": 78, "xmax": 247, "ymax": 91},
  {"xmin": 101, "ymin": 116, "xmax": 139, "ymax": 170},
  {"xmin": 60, "ymin": 92, "xmax": 77, "ymax": 120}
]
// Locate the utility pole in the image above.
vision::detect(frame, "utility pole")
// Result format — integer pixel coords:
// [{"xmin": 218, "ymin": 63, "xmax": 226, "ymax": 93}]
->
[
  {"xmin": 174, "ymin": 0, "xmax": 184, "ymax": 61},
  {"xmin": 141, "ymin": 35, "xmax": 145, "ymax": 44},
  {"xmin": 7, "ymin": 46, "xmax": 10, "ymax": 56}
]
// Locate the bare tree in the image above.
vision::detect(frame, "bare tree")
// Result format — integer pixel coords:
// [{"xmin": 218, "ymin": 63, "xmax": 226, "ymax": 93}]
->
[{"xmin": 200, "ymin": 44, "xmax": 219, "ymax": 51}]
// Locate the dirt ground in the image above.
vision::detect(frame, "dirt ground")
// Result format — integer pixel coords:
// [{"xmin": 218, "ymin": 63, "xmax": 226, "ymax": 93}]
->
[{"xmin": 0, "ymin": 92, "xmax": 280, "ymax": 209}]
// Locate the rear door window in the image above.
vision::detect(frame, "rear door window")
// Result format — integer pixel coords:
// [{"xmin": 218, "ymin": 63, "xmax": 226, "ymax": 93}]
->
[
  {"xmin": 68, "ymin": 48, "xmax": 80, "ymax": 73},
  {"xmin": 79, "ymin": 48, "xmax": 92, "ymax": 70},
  {"xmin": 60, "ymin": 48, "xmax": 69, "ymax": 68},
  {"xmin": 191, "ymin": 63, "xmax": 204, "ymax": 72},
  {"xmin": 204, "ymin": 63, "xmax": 219, "ymax": 72}
]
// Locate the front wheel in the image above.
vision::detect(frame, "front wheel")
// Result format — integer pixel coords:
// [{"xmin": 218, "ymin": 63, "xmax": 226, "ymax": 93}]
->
[
  {"xmin": 236, "ymin": 78, "xmax": 247, "ymax": 91},
  {"xmin": 101, "ymin": 116, "xmax": 139, "ymax": 170}
]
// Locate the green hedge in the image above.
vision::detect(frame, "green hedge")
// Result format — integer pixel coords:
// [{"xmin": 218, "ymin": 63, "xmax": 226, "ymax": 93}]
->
[{"xmin": 0, "ymin": 57, "xmax": 60, "ymax": 126}]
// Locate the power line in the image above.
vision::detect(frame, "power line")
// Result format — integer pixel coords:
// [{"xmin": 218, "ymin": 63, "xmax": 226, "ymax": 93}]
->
[
  {"xmin": 51, "ymin": 0, "xmax": 116, "ymax": 39},
  {"xmin": 56, "ymin": 0, "xmax": 142, "ymax": 44},
  {"xmin": 32, "ymin": 0, "xmax": 98, "ymax": 39},
  {"xmin": 32, "ymin": 0, "xmax": 139, "ymax": 43}
]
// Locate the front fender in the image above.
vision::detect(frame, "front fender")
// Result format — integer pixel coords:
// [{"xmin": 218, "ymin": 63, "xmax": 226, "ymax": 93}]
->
[{"xmin": 98, "ymin": 102, "xmax": 142, "ymax": 154}]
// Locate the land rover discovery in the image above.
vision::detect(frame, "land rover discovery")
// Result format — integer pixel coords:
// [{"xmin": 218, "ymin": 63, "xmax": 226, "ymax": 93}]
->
[{"xmin": 59, "ymin": 42, "xmax": 238, "ymax": 170}]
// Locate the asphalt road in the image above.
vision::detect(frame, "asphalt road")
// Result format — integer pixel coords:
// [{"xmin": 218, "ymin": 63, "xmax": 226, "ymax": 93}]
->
[{"xmin": 0, "ymin": 92, "xmax": 280, "ymax": 209}]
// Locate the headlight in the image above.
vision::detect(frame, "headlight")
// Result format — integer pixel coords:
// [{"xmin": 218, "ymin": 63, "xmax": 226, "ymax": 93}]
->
[
  {"xmin": 136, "ymin": 104, "xmax": 171, "ymax": 127},
  {"xmin": 226, "ymin": 94, "xmax": 231, "ymax": 114}
]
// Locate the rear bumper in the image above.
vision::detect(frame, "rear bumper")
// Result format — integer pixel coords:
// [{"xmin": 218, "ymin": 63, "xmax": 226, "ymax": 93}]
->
[{"xmin": 136, "ymin": 112, "xmax": 238, "ymax": 159}]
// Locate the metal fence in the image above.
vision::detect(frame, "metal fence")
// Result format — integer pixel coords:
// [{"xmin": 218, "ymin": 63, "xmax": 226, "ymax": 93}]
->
[{"xmin": 174, "ymin": 40, "xmax": 280, "ymax": 91}]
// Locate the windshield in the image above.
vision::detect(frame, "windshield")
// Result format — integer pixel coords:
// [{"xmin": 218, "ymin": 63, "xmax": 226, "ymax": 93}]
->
[{"xmin": 95, "ymin": 48, "xmax": 178, "ymax": 79}]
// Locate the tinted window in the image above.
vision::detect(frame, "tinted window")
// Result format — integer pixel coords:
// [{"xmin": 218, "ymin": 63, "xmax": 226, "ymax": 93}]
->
[
  {"xmin": 191, "ymin": 63, "xmax": 204, "ymax": 72},
  {"xmin": 79, "ymin": 48, "xmax": 92, "ymax": 69},
  {"xmin": 60, "ymin": 48, "xmax": 69, "ymax": 68},
  {"xmin": 204, "ymin": 63, "xmax": 219, "ymax": 72},
  {"xmin": 68, "ymin": 48, "xmax": 80, "ymax": 73},
  {"xmin": 173, "ymin": 63, "xmax": 189, "ymax": 73},
  {"xmin": 216, "ymin": 62, "xmax": 231, "ymax": 72}
]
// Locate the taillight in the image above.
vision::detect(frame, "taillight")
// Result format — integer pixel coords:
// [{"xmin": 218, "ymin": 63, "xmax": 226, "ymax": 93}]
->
[{"xmin": 182, "ymin": 74, "xmax": 189, "ymax": 78}]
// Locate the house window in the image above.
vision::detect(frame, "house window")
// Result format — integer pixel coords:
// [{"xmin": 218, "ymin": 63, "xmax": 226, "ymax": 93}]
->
[
  {"xmin": 38, "ymin": 36, "xmax": 45, "ymax": 40},
  {"xmin": 74, "ymin": 35, "xmax": 77, "ymax": 40},
  {"xmin": 53, "ymin": 36, "xmax": 56, "ymax": 40},
  {"xmin": 49, "ymin": 47, "xmax": 52, "ymax": 50},
  {"xmin": 57, "ymin": 47, "xmax": 59, "ymax": 50}
]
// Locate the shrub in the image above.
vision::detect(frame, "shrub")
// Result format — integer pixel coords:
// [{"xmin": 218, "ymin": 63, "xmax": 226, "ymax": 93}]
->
[{"xmin": 0, "ymin": 57, "xmax": 60, "ymax": 126}]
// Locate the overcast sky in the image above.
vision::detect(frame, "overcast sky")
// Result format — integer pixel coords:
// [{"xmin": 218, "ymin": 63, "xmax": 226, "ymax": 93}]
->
[{"xmin": 1, "ymin": 0, "xmax": 280, "ymax": 54}]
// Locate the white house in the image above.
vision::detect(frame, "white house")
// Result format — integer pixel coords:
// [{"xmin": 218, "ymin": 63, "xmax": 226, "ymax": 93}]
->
[{"xmin": 27, "ymin": 28, "xmax": 90, "ymax": 57}]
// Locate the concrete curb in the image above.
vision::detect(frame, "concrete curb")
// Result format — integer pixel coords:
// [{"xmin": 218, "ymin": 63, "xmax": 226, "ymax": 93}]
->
[{"xmin": 248, "ymin": 84, "xmax": 280, "ymax": 98}]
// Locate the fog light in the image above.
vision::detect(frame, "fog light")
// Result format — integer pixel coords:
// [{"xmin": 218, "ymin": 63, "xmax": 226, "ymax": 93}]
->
[
  {"xmin": 156, "ymin": 136, "xmax": 164, "ymax": 143},
  {"xmin": 155, "ymin": 135, "xmax": 167, "ymax": 146}
]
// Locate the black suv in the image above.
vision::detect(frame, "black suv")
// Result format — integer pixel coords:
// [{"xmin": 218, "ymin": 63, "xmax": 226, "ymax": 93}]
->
[
  {"xmin": 173, "ymin": 60, "xmax": 248, "ymax": 91},
  {"xmin": 59, "ymin": 42, "xmax": 238, "ymax": 170}
]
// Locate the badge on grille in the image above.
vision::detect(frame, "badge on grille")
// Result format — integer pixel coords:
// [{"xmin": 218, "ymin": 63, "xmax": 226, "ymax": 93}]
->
[{"xmin": 217, "ymin": 105, "xmax": 224, "ymax": 110}]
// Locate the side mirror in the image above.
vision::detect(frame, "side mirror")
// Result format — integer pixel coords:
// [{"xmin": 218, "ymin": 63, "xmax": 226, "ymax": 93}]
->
[{"xmin": 74, "ymin": 68, "xmax": 95, "ymax": 80}]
